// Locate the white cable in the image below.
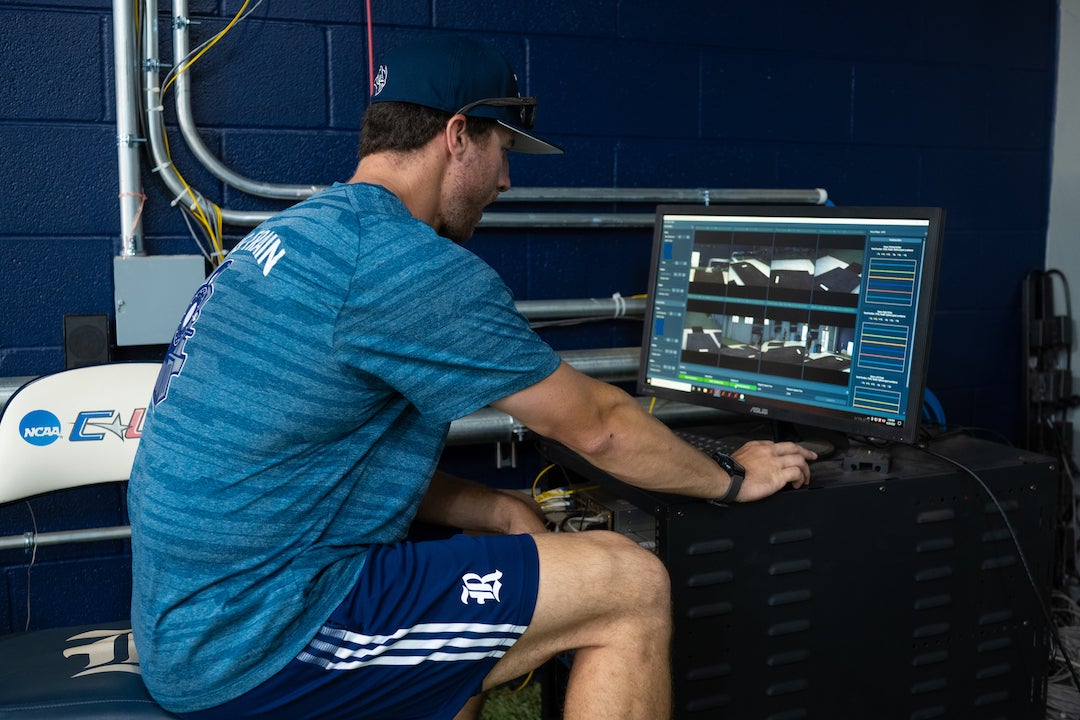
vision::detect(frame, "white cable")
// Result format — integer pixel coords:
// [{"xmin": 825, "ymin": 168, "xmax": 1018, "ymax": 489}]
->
[
  {"xmin": 24, "ymin": 502, "xmax": 38, "ymax": 631},
  {"xmin": 560, "ymin": 514, "xmax": 606, "ymax": 532},
  {"xmin": 611, "ymin": 292, "xmax": 626, "ymax": 319},
  {"xmin": 179, "ymin": 207, "xmax": 214, "ymax": 262}
]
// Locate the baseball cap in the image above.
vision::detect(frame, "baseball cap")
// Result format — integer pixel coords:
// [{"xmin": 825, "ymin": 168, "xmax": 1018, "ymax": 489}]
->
[{"xmin": 370, "ymin": 36, "xmax": 563, "ymax": 155}]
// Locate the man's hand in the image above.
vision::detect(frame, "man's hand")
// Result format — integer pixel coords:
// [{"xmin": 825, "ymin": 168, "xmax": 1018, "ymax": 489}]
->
[
  {"xmin": 730, "ymin": 440, "xmax": 815, "ymax": 502},
  {"xmin": 493, "ymin": 489, "xmax": 548, "ymax": 535},
  {"xmin": 416, "ymin": 472, "xmax": 548, "ymax": 536}
]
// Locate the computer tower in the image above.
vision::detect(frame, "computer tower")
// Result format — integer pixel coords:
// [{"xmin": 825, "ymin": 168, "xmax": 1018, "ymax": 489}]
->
[{"xmin": 540, "ymin": 433, "xmax": 1057, "ymax": 719}]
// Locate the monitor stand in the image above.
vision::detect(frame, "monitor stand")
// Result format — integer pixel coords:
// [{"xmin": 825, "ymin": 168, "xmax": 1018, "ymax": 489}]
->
[{"xmin": 770, "ymin": 420, "xmax": 837, "ymax": 459}]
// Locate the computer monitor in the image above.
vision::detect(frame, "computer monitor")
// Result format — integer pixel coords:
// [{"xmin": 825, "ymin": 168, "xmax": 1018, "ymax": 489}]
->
[{"xmin": 638, "ymin": 204, "xmax": 945, "ymax": 444}]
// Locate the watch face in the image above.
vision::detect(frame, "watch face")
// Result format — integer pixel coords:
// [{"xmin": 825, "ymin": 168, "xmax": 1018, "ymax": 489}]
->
[
  {"xmin": 709, "ymin": 451, "xmax": 746, "ymax": 503},
  {"xmin": 712, "ymin": 452, "xmax": 744, "ymax": 478}
]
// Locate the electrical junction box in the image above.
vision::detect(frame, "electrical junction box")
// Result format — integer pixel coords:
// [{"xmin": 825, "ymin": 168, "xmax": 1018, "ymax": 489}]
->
[{"xmin": 113, "ymin": 255, "xmax": 206, "ymax": 346}]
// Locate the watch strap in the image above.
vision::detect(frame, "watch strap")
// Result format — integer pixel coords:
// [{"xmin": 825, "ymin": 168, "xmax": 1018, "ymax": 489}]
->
[{"xmin": 710, "ymin": 451, "xmax": 745, "ymax": 503}]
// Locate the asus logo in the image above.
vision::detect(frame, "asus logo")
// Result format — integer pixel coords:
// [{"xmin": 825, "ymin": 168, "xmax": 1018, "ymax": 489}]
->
[{"xmin": 750, "ymin": 407, "xmax": 770, "ymax": 416}]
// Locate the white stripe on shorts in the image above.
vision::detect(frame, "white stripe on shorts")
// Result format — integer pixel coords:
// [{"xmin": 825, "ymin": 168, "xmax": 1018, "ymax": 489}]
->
[{"xmin": 296, "ymin": 621, "xmax": 528, "ymax": 671}]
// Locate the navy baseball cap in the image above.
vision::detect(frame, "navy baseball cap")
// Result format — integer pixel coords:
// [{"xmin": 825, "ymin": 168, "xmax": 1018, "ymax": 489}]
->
[{"xmin": 370, "ymin": 36, "xmax": 563, "ymax": 155}]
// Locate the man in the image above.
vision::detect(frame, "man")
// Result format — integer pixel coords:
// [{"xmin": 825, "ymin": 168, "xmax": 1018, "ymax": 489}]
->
[{"xmin": 128, "ymin": 35, "xmax": 814, "ymax": 720}]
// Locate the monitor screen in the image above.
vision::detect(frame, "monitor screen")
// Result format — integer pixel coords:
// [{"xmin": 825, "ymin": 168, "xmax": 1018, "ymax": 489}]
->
[{"xmin": 637, "ymin": 204, "xmax": 945, "ymax": 444}]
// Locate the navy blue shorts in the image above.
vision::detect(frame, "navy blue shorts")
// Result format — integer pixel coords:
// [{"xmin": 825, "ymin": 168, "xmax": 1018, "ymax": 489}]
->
[{"xmin": 179, "ymin": 533, "xmax": 539, "ymax": 720}]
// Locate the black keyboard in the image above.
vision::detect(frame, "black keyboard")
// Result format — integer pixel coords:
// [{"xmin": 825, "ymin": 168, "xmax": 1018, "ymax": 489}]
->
[{"xmin": 675, "ymin": 430, "xmax": 747, "ymax": 456}]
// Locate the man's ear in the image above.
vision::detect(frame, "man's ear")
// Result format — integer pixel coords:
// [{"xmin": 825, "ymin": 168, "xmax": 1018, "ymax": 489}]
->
[{"xmin": 444, "ymin": 114, "xmax": 470, "ymax": 159}]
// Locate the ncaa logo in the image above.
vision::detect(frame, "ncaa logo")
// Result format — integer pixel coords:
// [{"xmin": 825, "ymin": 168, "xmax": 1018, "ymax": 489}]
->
[{"xmin": 20, "ymin": 410, "xmax": 62, "ymax": 446}]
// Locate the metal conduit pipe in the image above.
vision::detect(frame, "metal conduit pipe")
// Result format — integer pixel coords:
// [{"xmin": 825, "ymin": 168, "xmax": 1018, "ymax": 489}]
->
[
  {"xmin": 0, "ymin": 347, "xmax": 639, "ymax": 412},
  {"xmin": 480, "ymin": 212, "xmax": 654, "ymax": 228},
  {"xmin": 2, "ymin": 351, "xmax": 688, "ymax": 443},
  {"xmin": 166, "ymin": 12, "xmax": 835, "ymax": 218},
  {"xmin": 0, "ymin": 405, "xmax": 724, "ymax": 554},
  {"xmin": 208, "ymin": 198, "xmax": 833, "ymax": 231},
  {"xmin": 481, "ymin": 186, "xmax": 829, "ymax": 226},
  {"xmin": 113, "ymin": 0, "xmax": 144, "ymax": 256},
  {"xmin": 128, "ymin": 199, "xmax": 818, "ymax": 232},
  {"xmin": 444, "ymin": 346, "xmax": 730, "ymax": 444},
  {"xmin": 2, "ymin": 292, "xmax": 645, "ymax": 411},
  {"xmin": 445, "ymin": 407, "xmax": 520, "ymax": 446},
  {"xmin": 558, "ymin": 347, "xmax": 639, "ymax": 382},
  {"xmin": 140, "ymin": 3, "xmax": 828, "ymax": 227},
  {"xmin": 140, "ymin": 0, "xmax": 280, "ymax": 228},
  {"xmin": 141, "ymin": 0, "xmax": 215, "ymax": 224},
  {"xmin": 497, "ymin": 187, "xmax": 829, "ymax": 205},
  {"xmin": 165, "ymin": 2, "xmax": 830, "ymax": 213},
  {"xmin": 442, "ymin": 347, "xmax": 732, "ymax": 444},
  {"xmin": 516, "ymin": 296, "xmax": 646, "ymax": 320},
  {"xmin": 0, "ymin": 303, "xmax": 640, "ymax": 409},
  {"xmin": 0, "ymin": 526, "xmax": 132, "ymax": 553},
  {"xmin": 5, "ymin": 367, "xmax": 722, "ymax": 441},
  {"xmin": 0, "ymin": 393, "xmax": 727, "ymax": 553},
  {"xmin": 445, "ymin": 396, "xmax": 728, "ymax": 446},
  {"xmin": 1, "ymin": 300, "xmax": 642, "ymax": 413},
  {"xmin": 159, "ymin": 7, "xmax": 828, "ymax": 220},
  {"xmin": 172, "ymin": 0, "xmax": 320, "ymax": 201},
  {"xmin": 194, "ymin": 208, "xmax": 658, "ymax": 230},
  {"xmin": 165, "ymin": 10, "xmax": 831, "ymax": 217}
]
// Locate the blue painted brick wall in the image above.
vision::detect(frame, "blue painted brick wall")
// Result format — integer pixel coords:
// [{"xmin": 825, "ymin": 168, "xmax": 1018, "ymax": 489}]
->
[{"xmin": 0, "ymin": 0, "xmax": 1059, "ymax": 628}]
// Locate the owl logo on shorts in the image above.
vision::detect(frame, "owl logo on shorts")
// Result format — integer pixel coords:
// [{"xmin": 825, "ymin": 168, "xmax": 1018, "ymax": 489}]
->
[{"xmin": 461, "ymin": 570, "xmax": 503, "ymax": 605}]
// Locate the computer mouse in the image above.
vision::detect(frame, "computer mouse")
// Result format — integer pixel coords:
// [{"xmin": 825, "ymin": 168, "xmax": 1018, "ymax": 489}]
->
[{"xmin": 796, "ymin": 438, "xmax": 835, "ymax": 459}]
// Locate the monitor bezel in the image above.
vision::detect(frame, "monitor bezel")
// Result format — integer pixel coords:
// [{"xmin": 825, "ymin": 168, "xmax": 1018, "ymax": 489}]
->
[{"xmin": 636, "ymin": 203, "xmax": 945, "ymax": 445}]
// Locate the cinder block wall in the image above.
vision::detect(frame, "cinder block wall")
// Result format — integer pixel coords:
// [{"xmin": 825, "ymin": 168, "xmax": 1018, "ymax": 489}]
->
[{"xmin": 0, "ymin": 1, "xmax": 1058, "ymax": 630}]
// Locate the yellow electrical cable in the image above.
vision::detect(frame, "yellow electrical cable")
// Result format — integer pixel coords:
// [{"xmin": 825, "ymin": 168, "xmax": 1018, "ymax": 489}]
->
[
  {"xmin": 213, "ymin": 203, "xmax": 224, "ymax": 260},
  {"xmin": 507, "ymin": 669, "xmax": 534, "ymax": 693},
  {"xmin": 531, "ymin": 464, "xmax": 556, "ymax": 501},
  {"xmin": 154, "ymin": 1, "xmax": 253, "ymax": 264},
  {"xmin": 535, "ymin": 485, "xmax": 598, "ymax": 504},
  {"xmin": 161, "ymin": 0, "xmax": 251, "ymax": 98},
  {"xmin": 174, "ymin": 165, "xmax": 219, "ymax": 261},
  {"xmin": 160, "ymin": 114, "xmax": 220, "ymax": 260},
  {"xmin": 566, "ymin": 484, "xmax": 598, "ymax": 495}
]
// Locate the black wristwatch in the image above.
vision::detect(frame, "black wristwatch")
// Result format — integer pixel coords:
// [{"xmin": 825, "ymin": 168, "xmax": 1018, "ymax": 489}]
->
[{"xmin": 710, "ymin": 451, "xmax": 745, "ymax": 503}]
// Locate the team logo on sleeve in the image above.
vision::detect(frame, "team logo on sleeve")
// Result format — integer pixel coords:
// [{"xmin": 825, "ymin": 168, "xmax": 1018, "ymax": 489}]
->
[{"xmin": 153, "ymin": 260, "xmax": 232, "ymax": 406}]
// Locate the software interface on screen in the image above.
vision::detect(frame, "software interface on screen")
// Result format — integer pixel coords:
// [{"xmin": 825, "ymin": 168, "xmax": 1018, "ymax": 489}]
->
[{"xmin": 639, "ymin": 206, "xmax": 943, "ymax": 442}]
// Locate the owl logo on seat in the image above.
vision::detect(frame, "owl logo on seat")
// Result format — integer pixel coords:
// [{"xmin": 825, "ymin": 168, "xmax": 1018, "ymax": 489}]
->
[{"xmin": 63, "ymin": 629, "xmax": 141, "ymax": 678}]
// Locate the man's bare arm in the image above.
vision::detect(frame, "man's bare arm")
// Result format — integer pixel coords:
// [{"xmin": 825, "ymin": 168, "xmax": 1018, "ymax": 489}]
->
[{"xmin": 492, "ymin": 362, "xmax": 813, "ymax": 502}]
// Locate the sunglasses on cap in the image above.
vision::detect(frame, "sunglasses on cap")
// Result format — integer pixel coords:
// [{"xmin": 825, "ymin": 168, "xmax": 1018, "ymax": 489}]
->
[{"xmin": 454, "ymin": 96, "xmax": 537, "ymax": 130}]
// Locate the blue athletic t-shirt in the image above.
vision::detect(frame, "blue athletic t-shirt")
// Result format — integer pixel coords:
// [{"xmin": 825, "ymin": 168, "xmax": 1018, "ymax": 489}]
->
[{"xmin": 128, "ymin": 183, "xmax": 561, "ymax": 713}]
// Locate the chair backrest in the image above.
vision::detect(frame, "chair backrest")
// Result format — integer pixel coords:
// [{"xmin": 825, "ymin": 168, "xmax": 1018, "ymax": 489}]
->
[{"xmin": 0, "ymin": 363, "xmax": 161, "ymax": 505}]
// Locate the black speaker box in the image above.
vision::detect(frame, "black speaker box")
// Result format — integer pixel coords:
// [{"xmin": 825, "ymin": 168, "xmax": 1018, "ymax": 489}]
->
[{"xmin": 64, "ymin": 314, "xmax": 111, "ymax": 369}]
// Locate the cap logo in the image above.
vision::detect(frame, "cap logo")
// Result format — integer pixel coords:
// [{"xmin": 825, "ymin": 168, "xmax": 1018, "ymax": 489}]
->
[{"xmin": 373, "ymin": 65, "xmax": 387, "ymax": 97}]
